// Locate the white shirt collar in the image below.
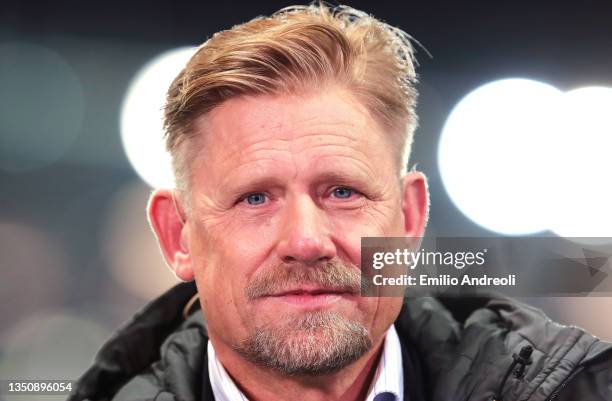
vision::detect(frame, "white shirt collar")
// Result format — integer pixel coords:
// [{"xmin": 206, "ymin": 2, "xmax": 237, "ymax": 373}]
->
[
  {"xmin": 365, "ymin": 325, "xmax": 404, "ymax": 401},
  {"xmin": 207, "ymin": 325, "xmax": 404, "ymax": 401}
]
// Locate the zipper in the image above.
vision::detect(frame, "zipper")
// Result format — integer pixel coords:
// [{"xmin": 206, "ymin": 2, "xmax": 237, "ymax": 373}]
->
[
  {"xmin": 494, "ymin": 345, "xmax": 533, "ymax": 401},
  {"xmin": 543, "ymin": 365, "xmax": 585, "ymax": 401}
]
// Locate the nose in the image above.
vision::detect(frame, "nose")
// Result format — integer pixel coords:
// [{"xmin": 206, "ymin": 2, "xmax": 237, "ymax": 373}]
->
[{"xmin": 275, "ymin": 194, "xmax": 336, "ymax": 265}]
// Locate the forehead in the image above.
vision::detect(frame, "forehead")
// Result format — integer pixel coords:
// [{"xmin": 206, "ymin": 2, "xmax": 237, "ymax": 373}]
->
[
  {"xmin": 196, "ymin": 87, "xmax": 386, "ymax": 156},
  {"xmin": 184, "ymin": 87, "xmax": 403, "ymax": 200}
]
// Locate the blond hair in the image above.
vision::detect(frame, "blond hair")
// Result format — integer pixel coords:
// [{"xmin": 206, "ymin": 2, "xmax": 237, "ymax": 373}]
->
[{"xmin": 164, "ymin": 3, "xmax": 419, "ymax": 192}]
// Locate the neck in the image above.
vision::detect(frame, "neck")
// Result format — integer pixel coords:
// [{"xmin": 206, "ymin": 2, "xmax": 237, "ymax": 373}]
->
[{"xmin": 210, "ymin": 335, "xmax": 386, "ymax": 401}]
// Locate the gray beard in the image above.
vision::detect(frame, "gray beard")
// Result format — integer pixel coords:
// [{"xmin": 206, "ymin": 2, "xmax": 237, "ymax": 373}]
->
[{"xmin": 234, "ymin": 310, "xmax": 372, "ymax": 376}]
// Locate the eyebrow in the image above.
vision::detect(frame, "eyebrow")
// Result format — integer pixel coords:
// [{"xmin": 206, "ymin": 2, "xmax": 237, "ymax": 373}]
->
[
  {"xmin": 220, "ymin": 175, "xmax": 286, "ymax": 200},
  {"xmin": 222, "ymin": 168, "xmax": 376, "ymax": 198},
  {"xmin": 311, "ymin": 170, "xmax": 374, "ymax": 187}
]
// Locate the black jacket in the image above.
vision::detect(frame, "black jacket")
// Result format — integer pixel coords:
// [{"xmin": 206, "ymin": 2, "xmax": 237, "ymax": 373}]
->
[{"xmin": 70, "ymin": 282, "xmax": 612, "ymax": 401}]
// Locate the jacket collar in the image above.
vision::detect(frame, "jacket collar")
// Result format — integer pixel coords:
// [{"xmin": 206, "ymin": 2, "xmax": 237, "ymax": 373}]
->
[{"xmin": 71, "ymin": 283, "xmax": 612, "ymax": 401}]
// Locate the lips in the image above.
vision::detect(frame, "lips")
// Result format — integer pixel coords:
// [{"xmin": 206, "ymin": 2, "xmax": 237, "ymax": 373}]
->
[
  {"xmin": 268, "ymin": 287, "xmax": 353, "ymax": 297},
  {"xmin": 261, "ymin": 287, "xmax": 356, "ymax": 309}
]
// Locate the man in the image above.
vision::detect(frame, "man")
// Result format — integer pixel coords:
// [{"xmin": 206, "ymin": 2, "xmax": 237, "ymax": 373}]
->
[{"xmin": 71, "ymin": 4, "xmax": 612, "ymax": 401}]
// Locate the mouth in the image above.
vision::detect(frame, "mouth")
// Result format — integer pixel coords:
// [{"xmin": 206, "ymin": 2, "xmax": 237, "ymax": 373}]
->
[{"xmin": 264, "ymin": 287, "xmax": 356, "ymax": 308}]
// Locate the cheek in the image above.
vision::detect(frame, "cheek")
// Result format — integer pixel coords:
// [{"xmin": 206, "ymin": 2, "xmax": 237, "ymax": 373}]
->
[
  {"xmin": 190, "ymin": 217, "xmax": 279, "ymax": 337},
  {"xmin": 201, "ymin": 207, "xmax": 280, "ymax": 265},
  {"xmin": 194, "ymin": 209, "xmax": 278, "ymax": 277},
  {"xmin": 329, "ymin": 205, "xmax": 403, "ymax": 263},
  {"xmin": 329, "ymin": 205, "xmax": 404, "ymax": 334},
  {"xmin": 194, "ymin": 249, "xmax": 253, "ymax": 344}
]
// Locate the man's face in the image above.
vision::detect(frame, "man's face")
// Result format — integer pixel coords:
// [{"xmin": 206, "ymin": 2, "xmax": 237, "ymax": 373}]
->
[{"xmin": 182, "ymin": 87, "xmax": 415, "ymax": 374}]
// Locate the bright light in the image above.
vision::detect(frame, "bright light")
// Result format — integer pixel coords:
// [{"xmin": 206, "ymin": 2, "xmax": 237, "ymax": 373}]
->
[
  {"xmin": 548, "ymin": 87, "xmax": 612, "ymax": 240},
  {"xmin": 438, "ymin": 78, "xmax": 562, "ymax": 235},
  {"xmin": 120, "ymin": 47, "xmax": 196, "ymax": 188}
]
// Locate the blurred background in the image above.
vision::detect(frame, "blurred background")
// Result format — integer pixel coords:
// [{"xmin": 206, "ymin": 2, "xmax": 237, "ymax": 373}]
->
[{"xmin": 1, "ymin": 0, "xmax": 612, "ymax": 397}]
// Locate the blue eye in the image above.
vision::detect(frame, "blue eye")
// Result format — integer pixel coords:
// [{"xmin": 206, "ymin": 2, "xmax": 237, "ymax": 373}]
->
[
  {"xmin": 244, "ymin": 193, "xmax": 267, "ymax": 205},
  {"xmin": 332, "ymin": 187, "xmax": 354, "ymax": 199}
]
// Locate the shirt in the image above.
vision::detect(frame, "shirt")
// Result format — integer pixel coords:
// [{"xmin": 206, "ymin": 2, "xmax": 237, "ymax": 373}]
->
[{"xmin": 207, "ymin": 325, "xmax": 404, "ymax": 401}]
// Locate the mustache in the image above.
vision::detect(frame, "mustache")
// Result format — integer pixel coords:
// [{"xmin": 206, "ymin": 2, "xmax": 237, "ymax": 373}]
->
[{"xmin": 246, "ymin": 260, "xmax": 365, "ymax": 300}]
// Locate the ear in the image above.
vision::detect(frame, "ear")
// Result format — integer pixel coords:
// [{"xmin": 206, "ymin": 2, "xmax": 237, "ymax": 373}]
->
[
  {"xmin": 401, "ymin": 172, "xmax": 429, "ymax": 237},
  {"xmin": 147, "ymin": 189, "xmax": 194, "ymax": 281}
]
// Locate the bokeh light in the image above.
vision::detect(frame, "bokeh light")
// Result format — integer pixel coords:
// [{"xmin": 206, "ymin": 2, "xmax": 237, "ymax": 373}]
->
[
  {"xmin": 120, "ymin": 46, "xmax": 196, "ymax": 189},
  {"xmin": 101, "ymin": 180, "xmax": 179, "ymax": 300},
  {"xmin": 0, "ymin": 41, "xmax": 84, "ymax": 172},
  {"xmin": 438, "ymin": 78, "xmax": 562, "ymax": 235},
  {"xmin": 547, "ymin": 87, "xmax": 612, "ymax": 241},
  {"xmin": 0, "ymin": 222, "xmax": 69, "ymax": 333},
  {"xmin": 0, "ymin": 312, "xmax": 110, "ymax": 401}
]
